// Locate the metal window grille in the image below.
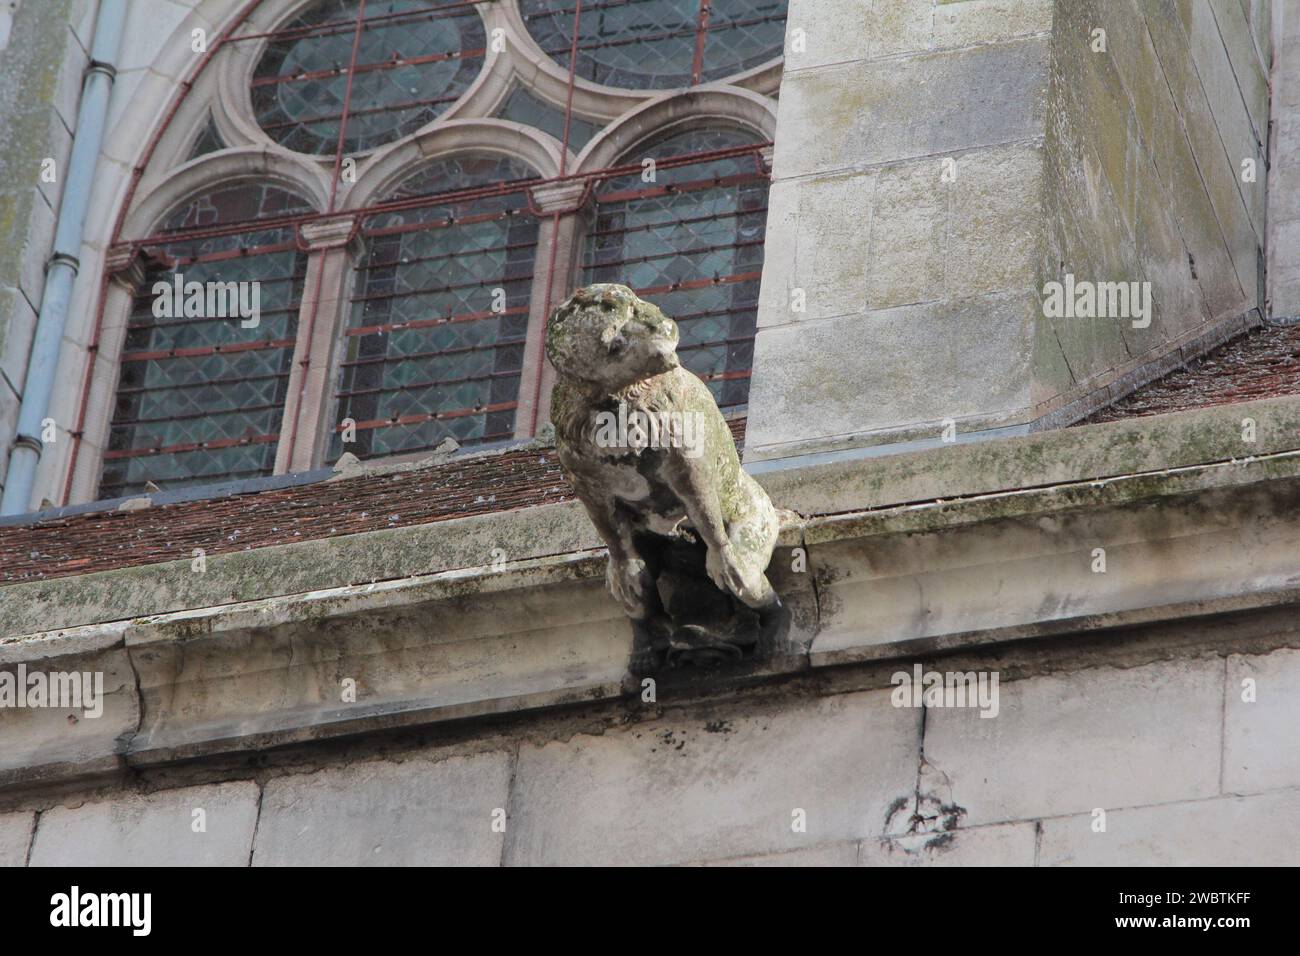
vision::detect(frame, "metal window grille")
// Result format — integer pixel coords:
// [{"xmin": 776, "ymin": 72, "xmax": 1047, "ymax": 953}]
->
[
  {"xmin": 100, "ymin": 184, "xmax": 311, "ymax": 498},
  {"xmin": 88, "ymin": 0, "xmax": 785, "ymax": 500},
  {"xmin": 330, "ymin": 155, "xmax": 541, "ymax": 460}
]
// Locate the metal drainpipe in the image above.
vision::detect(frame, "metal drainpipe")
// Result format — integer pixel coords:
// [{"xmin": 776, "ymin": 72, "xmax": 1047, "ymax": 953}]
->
[{"xmin": 0, "ymin": 0, "xmax": 126, "ymax": 515}]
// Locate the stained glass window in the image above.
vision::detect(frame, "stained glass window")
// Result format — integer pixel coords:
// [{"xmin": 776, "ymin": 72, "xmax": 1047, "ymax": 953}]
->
[
  {"xmin": 330, "ymin": 155, "xmax": 541, "ymax": 461},
  {"xmin": 521, "ymin": 0, "xmax": 788, "ymax": 89},
  {"xmin": 99, "ymin": 184, "xmax": 311, "ymax": 499},
  {"xmin": 252, "ymin": 0, "xmax": 486, "ymax": 155},
  {"xmin": 493, "ymin": 86, "xmax": 603, "ymax": 152},
  {"xmin": 583, "ymin": 128, "xmax": 768, "ymax": 410}
]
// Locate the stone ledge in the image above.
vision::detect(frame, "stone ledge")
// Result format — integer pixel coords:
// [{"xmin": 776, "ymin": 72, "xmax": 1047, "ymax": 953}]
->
[
  {"xmin": 4, "ymin": 394, "xmax": 1297, "ymax": 639},
  {"xmin": 1, "ymin": 439, "xmax": 1297, "ymax": 791}
]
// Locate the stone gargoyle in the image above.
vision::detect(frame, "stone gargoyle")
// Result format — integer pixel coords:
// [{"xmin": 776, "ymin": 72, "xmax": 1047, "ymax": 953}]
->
[{"xmin": 546, "ymin": 283, "xmax": 790, "ymax": 667}]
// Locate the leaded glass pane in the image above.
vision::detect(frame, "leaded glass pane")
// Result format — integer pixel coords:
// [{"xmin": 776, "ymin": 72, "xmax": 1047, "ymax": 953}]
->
[
  {"xmin": 331, "ymin": 155, "xmax": 540, "ymax": 461},
  {"xmin": 252, "ymin": 0, "xmax": 486, "ymax": 155},
  {"xmin": 583, "ymin": 128, "xmax": 767, "ymax": 409},
  {"xmin": 99, "ymin": 185, "xmax": 312, "ymax": 499},
  {"xmin": 521, "ymin": 0, "xmax": 788, "ymax": 90},
  {"xmin": 493, "ymin": 86, "xmax": 602, "ymax": 152}
]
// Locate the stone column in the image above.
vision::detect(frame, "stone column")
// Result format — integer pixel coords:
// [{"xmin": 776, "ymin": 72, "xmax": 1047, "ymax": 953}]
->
[
  {"xmin": 62, "ymin": 247, "xmax": 145, "ymax": 504},
  {"xmin": 277, "ymin": 214, "xmax": 361, "ymax": 474},
  {"xmin": 521, "ymin": 180, "xmax": 587, "ymax": 436}
]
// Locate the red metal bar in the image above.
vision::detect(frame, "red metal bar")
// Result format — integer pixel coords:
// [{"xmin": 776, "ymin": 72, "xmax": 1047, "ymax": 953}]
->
[
  {"xmin": 114, "ymin": 370, "xmax": 289, "ymax": 395},
  {"xmin": 103, "ymin": 432, "xmax": 280, "ymax": 461},
  {"xmin": 586, "ymin": 203, "xmax": 769, "ymax": 239},
  {"xmin": 345, "ymin": 305, "xmax": 529, "ymax": 337},
  {"xmin": 691, "ymin": 0, "xmax": 711, "ymax": 85},
  {"xmin": 629, "ymin": 270, "xmax": 763, "ymax": 297},
  {"xmin": 338, "ymin": 336, "xmax": 526, "ymax": 369},
  {"xmin": 337, "ymin": 399, "xmax": 518, "ymax": 433},
  {"xmin": 337, "ymin": 367, "xmax": 518, "ymax": 401},
  {"xmin": 121, "ymin": 337, "xmax": 297, "ymax": 363},
  {"xmin": 252, "ymin": 46, "xmax": 484, "ymax": 89},
  {"xmin": 113, "ymin": 401, "xmax": 286, "ymax": 427},
  {"xmin": 586, "ymin": 238, "xmax": 764, "ymax": 272}
]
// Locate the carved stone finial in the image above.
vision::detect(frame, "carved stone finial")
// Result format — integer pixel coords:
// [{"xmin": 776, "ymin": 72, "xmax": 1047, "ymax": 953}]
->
[{"xmin": 546, "ymin": 283, "xmax": 789, "ymax": 667}]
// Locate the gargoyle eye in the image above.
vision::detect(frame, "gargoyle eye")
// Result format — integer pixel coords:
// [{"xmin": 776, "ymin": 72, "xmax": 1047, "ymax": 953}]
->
[{"xmin": 607, "ymin": 335, "xmax": 627, "ymax": 357}]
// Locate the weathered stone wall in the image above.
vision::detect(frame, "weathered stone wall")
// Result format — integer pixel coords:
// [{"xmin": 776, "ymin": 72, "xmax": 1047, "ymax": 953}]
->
[
  {"xmin": 0, "ymin": 0, "xmax": 92, "ymax": 494},
  {"xmin": 1040, "ymin": 0, "xmax": 1271, "ymax": 425},
  {"xmin": 1, "ymin": 394, "xmax": 1297, "ymax": 866},
  {"xmin": 3, "ymin": 633, "xmax": 1297, "ymax": 866},
  {"xmin": 1267, "ymin": 1, "xmax": 1300, "ymax": 319},
  {"xmin": 747, "ymin": 0, "xmax": 1054, "ymax": 462},
  {"xmin": 745, "ymin": 0, "xmax": 1276, "ymax": 464}
]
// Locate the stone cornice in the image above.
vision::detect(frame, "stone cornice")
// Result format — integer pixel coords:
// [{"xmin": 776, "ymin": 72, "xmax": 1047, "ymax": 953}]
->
[
  {"xmin": 2, "ymin": 445, "xmax": 1299, "ymax": 791},
  {"xmin": 3, "ymin": 396, "xmax": 1300, "ymax": 791}
]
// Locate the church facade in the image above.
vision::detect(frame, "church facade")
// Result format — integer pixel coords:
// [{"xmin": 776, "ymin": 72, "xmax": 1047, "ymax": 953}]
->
[{"xmin": 0, "ymin": 0, "xmax": 1297, "ymax": 866}]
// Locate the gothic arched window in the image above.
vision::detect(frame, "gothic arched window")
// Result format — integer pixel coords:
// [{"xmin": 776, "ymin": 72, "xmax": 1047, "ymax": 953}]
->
[
  {"xmin": 583, "ymin": 129, "xmax": 769, "ymax": 410},
  {"xmin": 101, "ymin": 184, "xmax": 311, "ymax": 499},
  {"xmin": 77, "ymin": 0, "xmax": 787, "ymax": 504},
  {"xmin": 331, "ymin": 155, "xmax": 541, "ymax": 459}
]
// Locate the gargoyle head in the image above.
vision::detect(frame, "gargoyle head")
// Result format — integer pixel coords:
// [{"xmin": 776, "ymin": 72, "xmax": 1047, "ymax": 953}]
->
[{"xmin": 546, "ymin": 284, "xmax": 680, "ymax": 391}]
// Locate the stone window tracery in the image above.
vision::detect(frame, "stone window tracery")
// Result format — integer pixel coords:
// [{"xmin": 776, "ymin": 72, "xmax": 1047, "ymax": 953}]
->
[{"xmin": 84, "ymin": 0, "xmax": 785, "ymax": 501}]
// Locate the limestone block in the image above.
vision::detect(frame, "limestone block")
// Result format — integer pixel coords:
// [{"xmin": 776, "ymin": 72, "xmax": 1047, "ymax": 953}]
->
[
  {"xmin": 123, "ymin": 561, "xmax": 632, "ymax": 761},
  {"xmin": 1039, "ymin": 789, "xmax": 1300, "ymax": 865},
  {"xmin": 1205, "ymin": 0, "xmax": 1269, "ymax": 144},
  {"xmin": 859, "ymin": 821, "xmax": 1038, "ymax": 866},
  {"xmin": 29, "ymin": 782, "xmax": 259, "ymax": 866},
  {"xmin": 923, "ymin": 660, "xmax": 1223, "ymax": 826},
  {"xmin": 864, "ymin": 160, "xmax": 946, "ymax": 311},
  {"xmin": 782, "ymin": 0, "xmax": 930, "ymax": 72},
  {"xmin": 505, "ymin": 689, "xmax": 921, "ymax": 866},
  {"xmin": 700, "ymin": 841, "xmax": 861, "ymax": 866},
  {"xmin": 253, "ymin": 752, "xmax": 511, "ymax": 866},
  {"xmin": 1224, "ymin": 647, "xmax": 1300, "ymax": 794},
  {"xmin": 0, "ymin": 643, "xmax": 138, "ymax": 781},
  {"xmin": 945, "ymin": 144, "xmax": 1044, "ymax": 300},
  {"xmin": 757, "ymin": 170, "xmax": 879, "ymax": 326},
  {"xmin": 933, "ymin": 0, "xmax": 1054, "ymax": 50},
  {"xmin": 773, "ymin": 39, "xmax": 1049, "ymax": 180},
  {"xmin": 746, "ymin": 293, "xmax": 1036, "ymax": 458},
  {"xmin": 0, "ymin": 811, "xmax": 34, "ymax": 867},
  {"xmin": 0, "ymin": 285, "xmax": 36, "ymax": 397}
]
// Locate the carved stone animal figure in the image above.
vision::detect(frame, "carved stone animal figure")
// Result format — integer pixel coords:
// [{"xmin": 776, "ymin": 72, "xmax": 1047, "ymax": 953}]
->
[{"xmin": 546, "ymin": 283, "xmax": 787, "ymax": 664}]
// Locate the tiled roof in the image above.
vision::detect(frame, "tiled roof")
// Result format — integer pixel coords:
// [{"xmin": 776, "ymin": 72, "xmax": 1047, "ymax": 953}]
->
[
  {"xmin": 1084, "ymin": 322, "xmax": 1300, "ymax": 423},
  {"xmin": 0, "ymin": 419, "xmax": 746, "ymax": 585},
  {"xmin": 7, "ymin": 317, "xmax": 1300, "ymax": 591}
]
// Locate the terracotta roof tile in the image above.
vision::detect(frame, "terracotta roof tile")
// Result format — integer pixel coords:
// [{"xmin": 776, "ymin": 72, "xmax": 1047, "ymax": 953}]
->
[
  {"xmin": 1083, "ymin": 322, "xmax": 1300, "ymax": 424},
  {"xmin": 0, "ymin": 418, "xmax": 746, "ymax": 585}
]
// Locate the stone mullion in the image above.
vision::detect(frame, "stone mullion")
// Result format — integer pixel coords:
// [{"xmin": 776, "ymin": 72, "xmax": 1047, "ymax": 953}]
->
[
  {"xmin": 517, "ymin": 181, "xmax": 589, "ymax": 437},
  {"xmin": 275, "ymin": 215, "xmax": 362, "ymax": 474}
]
